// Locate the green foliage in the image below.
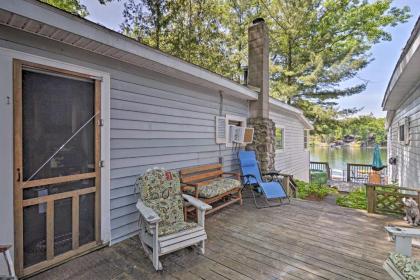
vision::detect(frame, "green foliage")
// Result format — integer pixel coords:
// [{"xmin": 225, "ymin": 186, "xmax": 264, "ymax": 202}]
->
[
  {"xmin": 315, "ymin": 114, "xmax": 386, "ymax": 144},
  {"xmin": 295, "ymin": 179, "xmax": 332, "ymax": 200},
  {"xmin": 310, "ymin": 171, "xmax": 328, "ymax": 185},
  {"xmin": 117, "ymin": 0, "xmax": 410, "ymax": 132},
  {"xmin": 41, "ymin": 0, "xmax": 88, "ymax": 17},
  {"xmin": 336, "ymin": 187, "xmax": 367, "ymax": 210}
]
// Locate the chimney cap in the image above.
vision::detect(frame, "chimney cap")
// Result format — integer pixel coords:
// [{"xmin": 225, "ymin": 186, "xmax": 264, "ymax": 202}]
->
[{"xmin": 252, "ymin": 18, "xmax": 265, "ymax": 24}]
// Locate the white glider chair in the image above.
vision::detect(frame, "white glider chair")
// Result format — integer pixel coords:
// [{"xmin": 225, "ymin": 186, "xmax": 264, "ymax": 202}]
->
[{"xmin": 135, "ymin": 168, "xmax": 212, "ymax": 271}]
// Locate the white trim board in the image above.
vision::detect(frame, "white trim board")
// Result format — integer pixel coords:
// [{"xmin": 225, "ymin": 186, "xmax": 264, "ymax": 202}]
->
[{"xmin": 0, "ymin": 47, "xmax": 112, "ymax": 265}]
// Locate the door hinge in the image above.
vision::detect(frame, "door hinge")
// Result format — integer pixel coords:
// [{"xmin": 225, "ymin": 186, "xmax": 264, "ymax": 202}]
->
[
  {"xmin": 99, "ymin": 160, "xmax": 105, "ymax": 168},
  {"xmin": 97, "ymin": 119, "xmax": 104, "ymax": 127}
]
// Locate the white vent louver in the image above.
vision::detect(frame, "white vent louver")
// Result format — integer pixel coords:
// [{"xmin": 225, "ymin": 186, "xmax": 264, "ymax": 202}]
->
[{"xmin": 215, "ymin": 116, "xmax": 227, "ymax": 144}]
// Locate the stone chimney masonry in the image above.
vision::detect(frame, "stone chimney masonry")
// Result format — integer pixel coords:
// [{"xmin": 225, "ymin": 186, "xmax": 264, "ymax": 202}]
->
[
  {"xmin": 248, "ymin": 18, "xmax": 270, "ymax": 119},
  {"xmin": 246, "ymin": 18, "xmax": 276, "ymax": 172}
]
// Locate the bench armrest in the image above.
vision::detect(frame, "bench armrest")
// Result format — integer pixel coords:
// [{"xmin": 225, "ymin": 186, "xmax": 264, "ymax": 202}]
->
[
  {"xmin": 222, "ymin": 172, "xmax": 240, "ymax": 180},
  {"xmin": 136, "ymin": 200, "xmax": 161, "ymax": 224},
  {"xmin": 182, "ymin": 194, "xmax": 212, "ymax": 211}
]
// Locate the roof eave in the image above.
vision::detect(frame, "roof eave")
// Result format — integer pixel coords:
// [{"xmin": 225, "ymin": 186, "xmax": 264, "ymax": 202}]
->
[
  {"xmin": 382, "ymin": 17, "xmax": 420, "ymax": 110},
  {"xmin": 0, "ymin": 0, "xmax": 258, "ymax": 100},
  {"xmin": 269, "ymin": 98, "xmax": 314, "ymax": 130}
]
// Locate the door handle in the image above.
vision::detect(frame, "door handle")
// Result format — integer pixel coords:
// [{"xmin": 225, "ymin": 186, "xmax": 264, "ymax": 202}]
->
[{"xmin": 16, "ymin": 168, "xmax": 21, "ymax": 182}]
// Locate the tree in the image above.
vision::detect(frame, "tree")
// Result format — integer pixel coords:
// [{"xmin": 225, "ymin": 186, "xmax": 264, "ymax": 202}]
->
[
  {"xmin": 115, "ymin": 0, "xmax": 409, "ymax": 132},
  {"xmin": 41, "ymin": 0, "xmax": 88, "ymax": 17},
  {"xmin": 261, "ymin": 0, "xmax": 410, "ymax": 109},
  {"xmin": 121, "ymin": 0, "xmax": 238, "ymax": 77}
]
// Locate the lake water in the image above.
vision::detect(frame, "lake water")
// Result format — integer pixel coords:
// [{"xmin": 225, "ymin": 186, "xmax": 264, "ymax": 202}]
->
[{"xmin": 310, "ymin": 146, "xmax": 388, "ymax": 171}]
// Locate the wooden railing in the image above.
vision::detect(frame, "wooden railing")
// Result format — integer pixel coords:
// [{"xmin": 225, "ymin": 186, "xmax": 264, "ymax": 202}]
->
[
  {"xmin": 282, "ymin": 174, "xmax": 298, "ymax": 198},
  {"xmin": 309, "ymin": 161, "xmax": 331, "ymax": 179},
  {"xmin": 347, "ymin": 163, "xmax": 387, "ymax": 183},
  {"xmin": 263, "ymin": 173, "xmax": 297, "ymax": 198},
  {"xmin": 366, "ymin": 184, "xmax": 420, "ymax": 215}
]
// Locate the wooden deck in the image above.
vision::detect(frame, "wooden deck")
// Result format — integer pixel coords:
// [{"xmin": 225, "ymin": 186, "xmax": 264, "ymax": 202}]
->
[{"xmin": 29, "ymin": 199, "xmax": 420, "ymax": 280}]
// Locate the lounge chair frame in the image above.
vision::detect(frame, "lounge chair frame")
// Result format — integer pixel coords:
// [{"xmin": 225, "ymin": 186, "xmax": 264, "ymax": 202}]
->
[{"xmin": 239, "ymin": 152, "xmax": 290, "ymax": 208}]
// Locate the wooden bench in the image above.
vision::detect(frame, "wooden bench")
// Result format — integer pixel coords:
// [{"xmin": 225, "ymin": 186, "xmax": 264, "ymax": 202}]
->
[{"xmin": 180, "ymin": 164, "xmax": 242, "ymax": 215}]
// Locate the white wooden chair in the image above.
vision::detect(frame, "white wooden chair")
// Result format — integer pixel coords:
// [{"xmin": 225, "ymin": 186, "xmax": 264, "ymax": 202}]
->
[
  {"xmin": 0, "ymin": 245, "xmax": 16, "ymax": 280},
  {"xmin": 135, "ymin": 168, "xmax": 212, "ymax": 271}
]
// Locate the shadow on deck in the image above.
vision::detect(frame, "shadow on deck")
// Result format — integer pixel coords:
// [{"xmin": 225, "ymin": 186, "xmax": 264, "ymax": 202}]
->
[{"xmin": 29, "ymin": 199, "xmax": 420, "ymax": 280}]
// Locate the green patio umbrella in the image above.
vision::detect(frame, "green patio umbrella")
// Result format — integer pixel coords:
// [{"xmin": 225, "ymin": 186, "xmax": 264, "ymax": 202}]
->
[{"xmin": 372, "ymin": 144, "xmax": 385, "ymax": 171}]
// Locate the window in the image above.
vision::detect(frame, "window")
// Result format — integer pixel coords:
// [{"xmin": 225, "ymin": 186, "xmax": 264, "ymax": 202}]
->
[
  {"xmin": 399, "ymin": 124, "xmax": 405, "ymax": 142},
  {"xmin": 225, "ymin": 114, "xmax": 246, "ymax": 147},
  {"xmin": 275, "ymin": 127, "xmax": 284, "ymax": 150},
  {"xmin": 399, "ymin": 117, "xmax": 410, "ymax": 145},
  {"xmin": 304, "ymin": 130, "xmax": 309, "ymax": 150}
]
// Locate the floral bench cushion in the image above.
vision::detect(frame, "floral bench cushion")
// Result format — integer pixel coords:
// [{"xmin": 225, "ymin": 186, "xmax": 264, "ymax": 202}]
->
[
  {"xmin": 185, "ymin": 178, "xmax": 241, "ymax": 199},
  {"xmin": 389, "ymin": 252, "xmax": 420, "ymax": 280},
  {"xmin": 137, "ymin": 168, "xmax": 198, "ymax": 236}
]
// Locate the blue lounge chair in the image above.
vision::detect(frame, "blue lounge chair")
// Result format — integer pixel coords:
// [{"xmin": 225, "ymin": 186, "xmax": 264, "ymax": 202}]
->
[{"xmin": 238, "ymin": 150, "xmax": 289, "ymax": 208}]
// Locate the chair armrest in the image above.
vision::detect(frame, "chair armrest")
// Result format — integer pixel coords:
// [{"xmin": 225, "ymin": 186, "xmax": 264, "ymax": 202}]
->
[
  {"xmin": 241, "ymin": 174, "xmax": 258, "ymax": 181},
  {"xmin": 263, "ymin": 171, "xmax": 281, "ymax": 176},
  {"xmin": 136, "ymin": 200, "xmax": 161, "ymax": 224},
  {"xmin": 241, "ymin": 174, "xmax": 260, "ymax": 185},
  {"xmin": 182, "ymin": 194, "xmax": 212, "ymax": 211}
]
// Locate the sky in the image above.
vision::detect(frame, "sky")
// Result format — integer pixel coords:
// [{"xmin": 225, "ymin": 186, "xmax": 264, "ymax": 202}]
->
[{"xmin": 80, "ymin": 0, "xmax": 420, "ymax": 117}]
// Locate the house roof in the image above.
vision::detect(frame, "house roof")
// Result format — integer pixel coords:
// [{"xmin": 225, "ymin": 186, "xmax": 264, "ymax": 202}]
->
[
  {"xmin": 269, "ymin": 98, "xmax": 314, "ymax": 130},
  {"xmin": 382, "ymin": 16, "xmax": 420, "ymax": 111},
  {"xmin": 0, "ymin": 0, "xmax": 258, "ymax": 100}
]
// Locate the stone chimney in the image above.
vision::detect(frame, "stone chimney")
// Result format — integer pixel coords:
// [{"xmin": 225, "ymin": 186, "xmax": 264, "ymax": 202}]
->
[{"xmin": 246, "ymin": 18, "xmax": 276, "ymax": 172}]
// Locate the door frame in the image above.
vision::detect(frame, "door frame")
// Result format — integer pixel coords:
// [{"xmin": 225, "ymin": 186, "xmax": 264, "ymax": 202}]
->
[{"xmin": 0, "ymin": 48, "xmax": 110, "ymax": 277}]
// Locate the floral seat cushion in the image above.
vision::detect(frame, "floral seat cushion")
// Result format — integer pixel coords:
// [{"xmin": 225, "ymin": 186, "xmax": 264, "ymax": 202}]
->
[
  {"xmin": 159, "ymin": 221, "xmax": 198, "ymax": 236},
  {"xmin": 389, "ymin": 252, "xmax": 420, "ymax": 280},
  {"xmin": 137, "ymin": 168, "xmax": 199, "ymax": 236},
  {"xmin": 185, "ymin": 178, "xmax": 242, "ymax": 198}
]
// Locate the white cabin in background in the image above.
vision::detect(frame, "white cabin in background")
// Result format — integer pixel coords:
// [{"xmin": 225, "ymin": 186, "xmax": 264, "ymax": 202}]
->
[
  {"xmin": 270, "ymin": 98, "xmax": 313, "ymax": 181},
  {"xmin": 382, "ymin": 17, "xmax": 420, "ymax": 189}
]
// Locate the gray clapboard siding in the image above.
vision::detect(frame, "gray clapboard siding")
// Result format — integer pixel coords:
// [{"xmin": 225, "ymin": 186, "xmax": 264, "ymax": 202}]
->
[
  {"xmin": 0, "ymin": 28, "xmax": 248, "ymax": 246},
  {"xmin": 388, "ymin": 83, "xmax": 420, "ymax": 188},
  {"xmin": 108, "ymin": 73, "xmax": 247, "ymax": 242},
  {"xmin": 270, "ymin": 110, "xmax": 310, "ymax": 181},
  {"xmin": 111, "ymin": 110, "xmax": 214, "ymax": 126},
  {"xmin": 111, "ymin": 120, "xmax": 215, "ymax": 132}
]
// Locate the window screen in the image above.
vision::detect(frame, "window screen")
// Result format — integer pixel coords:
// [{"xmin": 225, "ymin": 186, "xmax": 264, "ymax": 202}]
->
[
  {"xmin": 304, "ymin": 130, "xmax": 309, "ymax": 149},
  {"xmin": 275, "ymin": 128, "xmax": 284, "ymax": 150},
  {"xmin": 22, "ymin": 70, "xmax": 95, "ymax": 181},
  {"xmin": 399, "ymin": 124, "xmax": 405, "ymax": 142}
]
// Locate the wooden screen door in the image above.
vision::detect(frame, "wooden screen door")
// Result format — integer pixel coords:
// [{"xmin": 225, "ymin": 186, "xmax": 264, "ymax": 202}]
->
[{"xmin": 13, "ymin": 60, "xmax": 101, "ymax": 277}]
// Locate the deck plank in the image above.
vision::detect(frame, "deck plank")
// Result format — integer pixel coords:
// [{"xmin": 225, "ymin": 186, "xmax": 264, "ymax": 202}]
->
[{"xmin": 29, "ymin": 199, "xmax": 418, "ymax": 280}]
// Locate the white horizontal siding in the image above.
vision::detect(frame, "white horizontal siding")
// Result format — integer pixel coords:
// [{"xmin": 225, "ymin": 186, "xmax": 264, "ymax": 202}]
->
[
  {"xmin": 270, "ymin": 110, "xmax": 310, "ymax": 181},
  {"xmin": 0, "ymin": 29, "xmax": 249, "ymax": 245},
  {"xmin": 0, "ymin": 26, "xmax": 313, "ymax": 247},
  {"xmin": 388, "ymin": 83, "xmax": 420, "ymax": 189},
  {"xmin": 108, "ymin": 74, "xmax": 248, "ymax": 243}
]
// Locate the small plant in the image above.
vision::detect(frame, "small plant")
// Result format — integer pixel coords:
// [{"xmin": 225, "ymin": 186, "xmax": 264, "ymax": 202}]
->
[
  {"xmin": 295, "ymin": 179, "xmax": 333, "ymax": 201},
  {"xmin": 336, "ymin": 187, "xmax": 367, "ymax": 210}
]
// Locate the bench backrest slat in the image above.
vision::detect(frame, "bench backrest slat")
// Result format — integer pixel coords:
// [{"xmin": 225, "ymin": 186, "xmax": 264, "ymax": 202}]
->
[
  {"xmin": 180, "ymin": 164, "xmax": 223, "ymax": 184},
  {"xmin": 180, "ymin": 163, "xmax": 222, "ymax": 175}
]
